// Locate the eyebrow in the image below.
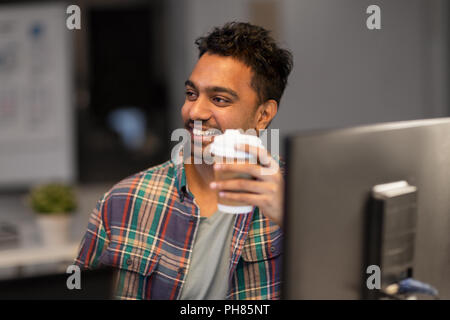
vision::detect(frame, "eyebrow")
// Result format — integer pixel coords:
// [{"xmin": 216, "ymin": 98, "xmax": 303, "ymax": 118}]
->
[
  {"xmin": 185, "ymin": 80, "xmax": 239, "ymax": 100},
  {"xmin": 185, "ymin": 80, "xmax": 198, "ymax": 91}
]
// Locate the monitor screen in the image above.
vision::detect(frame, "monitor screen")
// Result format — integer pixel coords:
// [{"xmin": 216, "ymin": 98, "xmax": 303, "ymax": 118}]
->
[{"xmin": 283, "ymin": 118, "xmax": 450, "ymax": 299}]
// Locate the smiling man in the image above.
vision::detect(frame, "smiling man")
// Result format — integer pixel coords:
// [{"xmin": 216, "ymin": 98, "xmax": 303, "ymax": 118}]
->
[{"xmin": 75, "ymin": 22, "xmax": 293, "ymax": 300}]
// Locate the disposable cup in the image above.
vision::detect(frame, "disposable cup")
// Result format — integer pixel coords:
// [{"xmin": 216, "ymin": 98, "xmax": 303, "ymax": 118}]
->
[{"xmin": 210, "ymin": 129, "xmax": 263, "ymax": 214}]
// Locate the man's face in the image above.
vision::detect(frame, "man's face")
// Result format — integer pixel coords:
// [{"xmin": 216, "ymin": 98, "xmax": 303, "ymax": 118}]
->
[{"xmin": 181, "ymin": 53, "xmax": 260, "ymax": 152}]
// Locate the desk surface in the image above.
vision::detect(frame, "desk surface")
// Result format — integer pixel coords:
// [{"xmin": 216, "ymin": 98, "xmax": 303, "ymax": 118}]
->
[{"xmin": 0, "ymin": 242, "xmax": 79, "ymax": 269}]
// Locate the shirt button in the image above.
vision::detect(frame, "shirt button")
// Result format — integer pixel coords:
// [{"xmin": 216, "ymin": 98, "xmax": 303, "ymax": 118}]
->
[
  {"xmin": 126, "ymin": 258, "xmax": 133, "ymax": 266},
  {"xmin": 270, "ymin": 246, "xmax": 276, "ymax": 253}
]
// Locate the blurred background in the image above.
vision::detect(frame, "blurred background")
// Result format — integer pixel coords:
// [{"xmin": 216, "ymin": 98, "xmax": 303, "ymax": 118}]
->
[{"xmin": 0, "ymin": 0, "xmax": 448, "ymax": 279}]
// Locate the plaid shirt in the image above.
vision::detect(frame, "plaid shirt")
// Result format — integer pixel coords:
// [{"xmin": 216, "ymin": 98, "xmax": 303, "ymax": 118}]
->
[{"xmin": 74, "ymin": 155, "xmax": 283, "ymax": 300}]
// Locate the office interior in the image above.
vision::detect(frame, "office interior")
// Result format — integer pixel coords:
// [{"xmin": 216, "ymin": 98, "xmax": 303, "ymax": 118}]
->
[{"xmin": 0, "ymin": 0, "xmax": 448, "ymax": 299}]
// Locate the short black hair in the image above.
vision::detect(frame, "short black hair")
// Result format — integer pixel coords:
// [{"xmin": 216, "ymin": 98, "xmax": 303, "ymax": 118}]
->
[{"xmin": 195, "ymin": 21, "xmax": 293, "ymax": 107}]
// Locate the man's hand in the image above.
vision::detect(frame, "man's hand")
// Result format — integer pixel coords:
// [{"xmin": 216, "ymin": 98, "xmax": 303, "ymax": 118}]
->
[{"xmin": 210, "ymin": 144, "xmax": 284, "ymax": 228}]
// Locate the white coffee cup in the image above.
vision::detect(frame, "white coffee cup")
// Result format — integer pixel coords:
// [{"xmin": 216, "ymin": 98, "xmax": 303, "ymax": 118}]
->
[{"xmin": 210, "ymin": 129, "xmax": 263, "ymax": 214}]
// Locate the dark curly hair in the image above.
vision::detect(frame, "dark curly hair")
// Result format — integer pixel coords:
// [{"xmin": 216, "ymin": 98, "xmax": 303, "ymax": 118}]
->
[{"xmin": 195, "ymin": 22, "xmax": 293, "ymax": 107}]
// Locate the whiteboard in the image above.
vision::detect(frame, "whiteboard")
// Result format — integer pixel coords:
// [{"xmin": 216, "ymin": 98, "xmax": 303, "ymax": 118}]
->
[{"xmin": 0, "ymin": 2, "xmax": 75, "ymax": 188}]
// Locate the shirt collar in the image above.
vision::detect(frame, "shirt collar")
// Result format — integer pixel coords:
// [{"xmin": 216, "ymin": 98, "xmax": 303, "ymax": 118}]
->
[{"xmin": 173, "ymin": 146, "xmax": 189, "ymax": 201}]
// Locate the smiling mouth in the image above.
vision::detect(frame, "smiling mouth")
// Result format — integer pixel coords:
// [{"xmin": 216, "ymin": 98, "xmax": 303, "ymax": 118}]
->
[{"xmin": 192, "ymin": 128, "xmax": 221, "ymax": 137}]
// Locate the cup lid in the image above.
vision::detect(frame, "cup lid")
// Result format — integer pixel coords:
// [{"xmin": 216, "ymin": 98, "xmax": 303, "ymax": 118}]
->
[{"xmin": 210, "ymin": 129, "xmax": 263, "ymax": 159}]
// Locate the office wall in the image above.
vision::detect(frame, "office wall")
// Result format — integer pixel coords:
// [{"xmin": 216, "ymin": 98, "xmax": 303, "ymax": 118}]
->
[
  {"xmin": 274, "ymin": 0, "xmax": 449, "ymax": 135},
  {"xmin": 165, "ymin": 0, "xmax": 449, "ymax": 154}
]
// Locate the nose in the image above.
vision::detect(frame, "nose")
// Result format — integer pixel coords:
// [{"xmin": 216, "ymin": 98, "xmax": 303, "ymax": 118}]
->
[{"xmin": 188, "ymin": 96, "xmax": 212, "ymax": 122}]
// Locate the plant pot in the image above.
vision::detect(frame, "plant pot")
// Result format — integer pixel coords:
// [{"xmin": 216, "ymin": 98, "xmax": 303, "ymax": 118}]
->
[{"xmin": 36, "ymin": 214, "xmax": 72, "ymax": 247}]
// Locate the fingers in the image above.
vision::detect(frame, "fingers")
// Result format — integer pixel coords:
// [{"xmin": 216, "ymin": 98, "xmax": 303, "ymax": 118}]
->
[
  {"xmin": 210, "ymin": 179, "xmax": 275, "ymax": 194},
  {"xmin": 214, "ymin": 162, "xmax": 279, "ymax": 181},
  {"xmin": 217, "ymin": 191, "xmax": 270, "ymax": 209}
]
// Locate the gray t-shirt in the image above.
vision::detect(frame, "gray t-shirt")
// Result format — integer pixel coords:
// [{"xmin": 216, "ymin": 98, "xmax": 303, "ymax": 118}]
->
[{"xmin": 179, "ymin": 210, "xmax": 236, "ymax": 300}]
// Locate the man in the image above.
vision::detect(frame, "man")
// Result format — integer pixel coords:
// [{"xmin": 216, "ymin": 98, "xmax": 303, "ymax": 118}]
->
[{"xmin": 75, "ymin": 22, "xmax": 293, "ymax": 300}]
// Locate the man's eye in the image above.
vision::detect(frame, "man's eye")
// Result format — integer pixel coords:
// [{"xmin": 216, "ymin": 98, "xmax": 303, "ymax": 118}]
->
[
  {"xmin": 213, "ymin": 97, "xmax": 229, "ymax": 104},
  {"xmin": 185, "ymin": 91, "xmax": 197, "ymax": 100}
]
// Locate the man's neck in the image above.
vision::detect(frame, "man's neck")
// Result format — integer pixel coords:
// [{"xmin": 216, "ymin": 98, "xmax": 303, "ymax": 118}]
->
[
  {"xmin": 184, "ymin": 161, "xmax": 215, "ymax": 192},
  {"xmin": 184, "ymin": 160, "xmax": 218, "ymax": 217}
]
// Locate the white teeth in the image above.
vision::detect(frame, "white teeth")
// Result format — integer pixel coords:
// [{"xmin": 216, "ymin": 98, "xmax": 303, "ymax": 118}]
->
[{"xmin": 192, "ymin": 128, "xmax": 219, "ymax": 136}]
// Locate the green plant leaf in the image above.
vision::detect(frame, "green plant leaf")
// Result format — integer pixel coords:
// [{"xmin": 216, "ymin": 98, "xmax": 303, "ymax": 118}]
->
[{"xmin": 29, "ymin": 183, "xmax": 77, "ymax": 214}]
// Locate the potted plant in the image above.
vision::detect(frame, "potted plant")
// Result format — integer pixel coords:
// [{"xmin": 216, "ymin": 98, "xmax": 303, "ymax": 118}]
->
[{"xmin": 29, "ymin": 183, "xmax": 77, "ymax": 247}]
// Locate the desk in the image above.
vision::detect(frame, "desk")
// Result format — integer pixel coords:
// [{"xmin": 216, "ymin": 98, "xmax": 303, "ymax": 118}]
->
[{"xmin": 0, "ymin": 243, "xmax": 80, "ymax": 279}]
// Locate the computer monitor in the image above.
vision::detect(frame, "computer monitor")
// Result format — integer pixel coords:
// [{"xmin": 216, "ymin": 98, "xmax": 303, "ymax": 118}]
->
[{"xmin": 282, "ymin": 118, "xmax": 450, "ymax": 299}]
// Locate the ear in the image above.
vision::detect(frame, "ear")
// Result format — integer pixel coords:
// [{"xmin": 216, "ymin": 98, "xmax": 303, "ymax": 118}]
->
[{"xmin": 255, "ymin": 99, "xmax": 278, "ymax": 130}]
